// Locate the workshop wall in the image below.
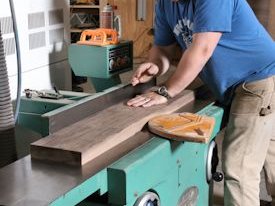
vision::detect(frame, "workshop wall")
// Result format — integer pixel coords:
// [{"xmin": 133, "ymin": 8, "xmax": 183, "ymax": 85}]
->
[
  {"xmin": 0, "ymin": 0, "xmax": 72, "ymax": 99},
  {"xmin": 111, "ymin": 0, "xmax": 275, "ymax": 59},
  {"xmin": 244, "ymin": 0, "xmax": 275, "ymax": 39},
  {"xmin": 267, "ymin": 0, "xmax": 275, "ymax": 39},
  {"xmin": 109, "ymin": 0, "xmax": 155, "ymax": 58}
]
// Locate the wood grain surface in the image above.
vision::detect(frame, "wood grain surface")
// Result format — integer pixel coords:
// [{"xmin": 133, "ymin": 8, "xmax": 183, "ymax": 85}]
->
[
  {"xmin": 148, "ymin": 113, "xmax": 215, "ymax": 143},
  {"xmin": 31, "ymin": 90, "xmax": 195, "ymax": 166}
]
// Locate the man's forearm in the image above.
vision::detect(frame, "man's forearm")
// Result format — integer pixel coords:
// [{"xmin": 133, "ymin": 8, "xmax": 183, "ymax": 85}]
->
[
  {"xmin": 148, "ymin": 45, "xmax": 175, "ymax": 76},
  {"xmin": 165, "ymin": 32, "xmax": 222, "ymax": 98},
  {"xmin": 165, "ymin": 46, "xmax": 210, "ymax": 97}
]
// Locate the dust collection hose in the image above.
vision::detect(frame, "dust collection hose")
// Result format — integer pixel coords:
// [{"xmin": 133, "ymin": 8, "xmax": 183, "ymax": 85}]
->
[
  {"xmin": 0, "ymin": 28, "xmax": 17, "ymax": 167},
  {"xmin": 0, "ymin": 30, "xmax": 14, "ymax": 130},
  {"xmin": 0, "ymin": 0, "xmax": 20, "ymax": 167}
]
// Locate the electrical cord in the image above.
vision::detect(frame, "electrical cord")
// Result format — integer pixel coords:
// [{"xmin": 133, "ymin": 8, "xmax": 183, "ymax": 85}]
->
[{"xmin": 9, "ymin": 0, "xmax": 22, "ymax": 123}]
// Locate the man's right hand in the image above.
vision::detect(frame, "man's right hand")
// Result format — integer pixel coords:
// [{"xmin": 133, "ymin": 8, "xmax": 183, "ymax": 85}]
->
[{"xmin": 131, "ymin": 62, "xmax": 159, "ymax": 86}]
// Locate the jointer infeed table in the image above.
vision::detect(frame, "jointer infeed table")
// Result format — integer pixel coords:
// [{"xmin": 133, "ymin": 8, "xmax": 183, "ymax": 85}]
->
[{"xmin": 0, "ymin": 82, "xmax": 224, "ymax": 206}]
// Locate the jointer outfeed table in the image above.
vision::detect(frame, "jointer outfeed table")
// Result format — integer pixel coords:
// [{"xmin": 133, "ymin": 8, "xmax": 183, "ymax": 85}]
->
[{"xmin": 0, "ymin": 82, "xmax": 224, "ymax": 206}]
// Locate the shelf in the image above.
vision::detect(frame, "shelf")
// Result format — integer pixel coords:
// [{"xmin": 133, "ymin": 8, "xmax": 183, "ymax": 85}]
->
[
  {"xmin": 71, "ymin": 28, "xmax": 84, "ymax": 33},
  {"xmin": 70, "ymin": 5, "xmax": 100, "ymax": 9},
  {"xmin": 70, "ymin": 0, "xmax": 108, "ymax": 43}
]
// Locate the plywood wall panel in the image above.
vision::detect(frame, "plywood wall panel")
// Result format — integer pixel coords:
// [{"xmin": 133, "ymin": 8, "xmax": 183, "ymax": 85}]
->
[
  {"xmin": 109, "ymin": 0, "xmax": 155, "ymax": 57},
  {"xmin": 247, "ymin": 0, "xmax": 275, "ymax": 39},
  {"xmin": 268, "ymin": 0, "xmax": 275, "ymax": 39},
  {"xmin": 247, "ymin": 0, "xmax": 270, "ymax": 28}
]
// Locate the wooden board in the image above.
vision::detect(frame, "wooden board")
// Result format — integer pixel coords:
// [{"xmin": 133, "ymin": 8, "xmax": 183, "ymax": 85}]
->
[
  {"xmin": 45, "ymin": 82, "xmax": 154, "ymax": 134},
  {"xmin": 148, "ymin": 113, "xmax": 215, "ymax": 143},
  {"xmin": 31, "ymin": 90, "xmax": 195, "ymax": 166}
]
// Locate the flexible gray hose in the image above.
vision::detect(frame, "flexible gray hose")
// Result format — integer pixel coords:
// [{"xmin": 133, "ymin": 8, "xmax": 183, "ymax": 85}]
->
[
  {"xmin": 0, "ymin": 29, "xmax": 14, "ymax": 131},
  {"xmin": 9, "ymin": 0, "xmax": 22, "ymax": 122}
]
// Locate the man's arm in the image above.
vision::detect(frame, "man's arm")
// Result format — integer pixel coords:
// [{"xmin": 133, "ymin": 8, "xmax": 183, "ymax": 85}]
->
[
  {"xmin": 127, "ymin": 32, "xmax": 222, "ymax": 107},
  {"xmin": 165, "ymin": 32, "xmax": 222, "ymax": 98},
  {"xmin": 131, "ymin": 43, "xmax": 177, "ymax": 86},
  {"xmin": 149, "ymin": 43, "xmax": 177, "ymax": 75}
]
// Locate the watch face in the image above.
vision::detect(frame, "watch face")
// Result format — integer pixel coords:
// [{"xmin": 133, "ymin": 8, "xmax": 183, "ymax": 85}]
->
[
  {"xmin": 159, "ymin": 86, "xmax": 165, "ymax": 94},
  {"xmin": 157, "ymin": 86, "xmax": 171, "ymax": 99},
  {"xmin": 158, "ymin": 86, "xmax": 168, "ymax": 97}
]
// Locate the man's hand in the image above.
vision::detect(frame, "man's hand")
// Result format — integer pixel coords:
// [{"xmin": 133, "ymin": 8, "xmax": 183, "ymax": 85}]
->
[
  {"xmin": 127, "ymin": 92, "xmax": 167, "ymax": 107},
  {"xmin": 131, "ymin": 63, "xmax": 159, "ymax": 86}
]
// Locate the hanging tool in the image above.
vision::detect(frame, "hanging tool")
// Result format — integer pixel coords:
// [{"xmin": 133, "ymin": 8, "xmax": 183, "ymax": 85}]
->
[{"xmin": 24, "ymin": 88, "xmax": 63, "ymax": 100}]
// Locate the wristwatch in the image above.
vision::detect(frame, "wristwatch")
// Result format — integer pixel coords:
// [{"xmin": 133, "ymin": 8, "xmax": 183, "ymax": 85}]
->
[{"xmin": 155, "ymin": 86, "xmax": 172, "ymax": 99}]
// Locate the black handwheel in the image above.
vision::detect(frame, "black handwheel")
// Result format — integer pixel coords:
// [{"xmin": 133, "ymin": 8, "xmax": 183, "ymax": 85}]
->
[{"xmin": 212, "ymin": 172, "xmax": 224, "ymax": 182}]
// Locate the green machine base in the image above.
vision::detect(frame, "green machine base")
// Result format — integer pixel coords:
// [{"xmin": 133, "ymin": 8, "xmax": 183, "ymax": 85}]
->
[
  {"xmin": 51, "ymin": 103, "xmax": 224, "ymax": 206},
  {"xmin": 90, "ymin": 76, "xmax": 121, "ymax": 93},
  {"xmin": 17, "ymin": 90, "xmax": 91, "ymax": 137},
  {"xmin": 7, "ymin": 83, "xmax": 223, "ymax": 206}
]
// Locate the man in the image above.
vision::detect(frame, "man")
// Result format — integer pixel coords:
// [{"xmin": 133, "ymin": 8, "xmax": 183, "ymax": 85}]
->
[{"xmin": 127, "ymin": 0, "xmax": 275, "ymax": 205}]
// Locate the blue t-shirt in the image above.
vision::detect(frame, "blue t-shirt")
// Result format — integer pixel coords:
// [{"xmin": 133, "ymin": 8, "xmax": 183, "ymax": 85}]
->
[{"xmin": 154, "ymin": 0, "xmax": 275, "ymax": 104}]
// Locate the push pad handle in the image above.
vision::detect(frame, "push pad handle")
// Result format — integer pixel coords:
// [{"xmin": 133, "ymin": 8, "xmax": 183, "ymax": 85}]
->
[{"xmin": 78, "ymin": 28, "xmax": 119, "ymax": 46}]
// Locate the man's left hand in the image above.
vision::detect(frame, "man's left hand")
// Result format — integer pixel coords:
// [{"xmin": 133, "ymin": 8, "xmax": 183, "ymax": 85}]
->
[{"xmin": 127, "ymin": 92, "xmax": 168, "ymax": 107}]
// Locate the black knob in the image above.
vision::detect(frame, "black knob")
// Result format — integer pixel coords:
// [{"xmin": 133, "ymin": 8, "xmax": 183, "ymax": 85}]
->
[
  {"xmin": 146, "ymin": 200, "xmax": 158, "ymax": 206},
  {"xmin": 212, "ymin": 172, "xmax": 223, "ymax": 182}
]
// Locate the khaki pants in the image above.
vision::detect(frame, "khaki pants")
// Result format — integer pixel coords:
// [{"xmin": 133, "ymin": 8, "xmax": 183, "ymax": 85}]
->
[{"xmin": 223, "ymin": 76, "xmax": 275, "ymax": 206}]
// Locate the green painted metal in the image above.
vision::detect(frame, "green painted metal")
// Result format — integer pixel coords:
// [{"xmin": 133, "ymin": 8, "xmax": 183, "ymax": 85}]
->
[
  {"xmin": 18, "ymin": 97, "xmax": 69, "ymax": 136},
  {"xmin": 68, "ymin": 41, "xmax": 133, "ymax": 79},
  {"xmin": 17, "ymin": 92, "xmax": 91, "ymax": 136},
  {"xmin": 17, "ymin": 85, "xmax": 137, "ymax": 137},
  {"xmin": 90, "ymin": 76, "xmax": 121, "ymax": 92},
  {"xmin": 107, "ymin": 104, "xmax": 224, "ymax": 206},
  {"xmin": 34, "ymin": 103, "xmax": 223, "ymax": 206},
  {"xmin": 19, "ymin": 97, "xmax": 71, "ymax": 114},
  {"xmin": 17, "ymin": 112, "xmax": 50, "ymax": 136},
  {"xmin": 50, "ymin": 169, "xmax": 108, "ymax": 206}
]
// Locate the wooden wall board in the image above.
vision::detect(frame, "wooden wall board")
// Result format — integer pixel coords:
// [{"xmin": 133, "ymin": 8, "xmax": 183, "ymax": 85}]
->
[
  {"xmin": 109, "ymin": 0, "xmax": 155, "ymax": 58},
  {"xmin": 31, "ymin": 89, "xmax": 195, "ymax": 166},
  {"xmin": 268, "ymin": 0, "xmax": 275, "ymax": 39},
  {"xmin": 247, "ymin": 0, "xmax": 275, "ymax": 39},
  {"xmin": 109, "ymin": 0, "xmax": 275, "ymax": 58},
  {"xmin": 247, "ymin": 0, "xmax": 270, "ymax": 28}
]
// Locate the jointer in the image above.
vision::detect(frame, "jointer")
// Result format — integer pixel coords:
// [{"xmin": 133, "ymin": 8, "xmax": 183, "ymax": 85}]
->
[{"xmin": 0, "ymin": 82, "xmax": 224, "ymax": 206}]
